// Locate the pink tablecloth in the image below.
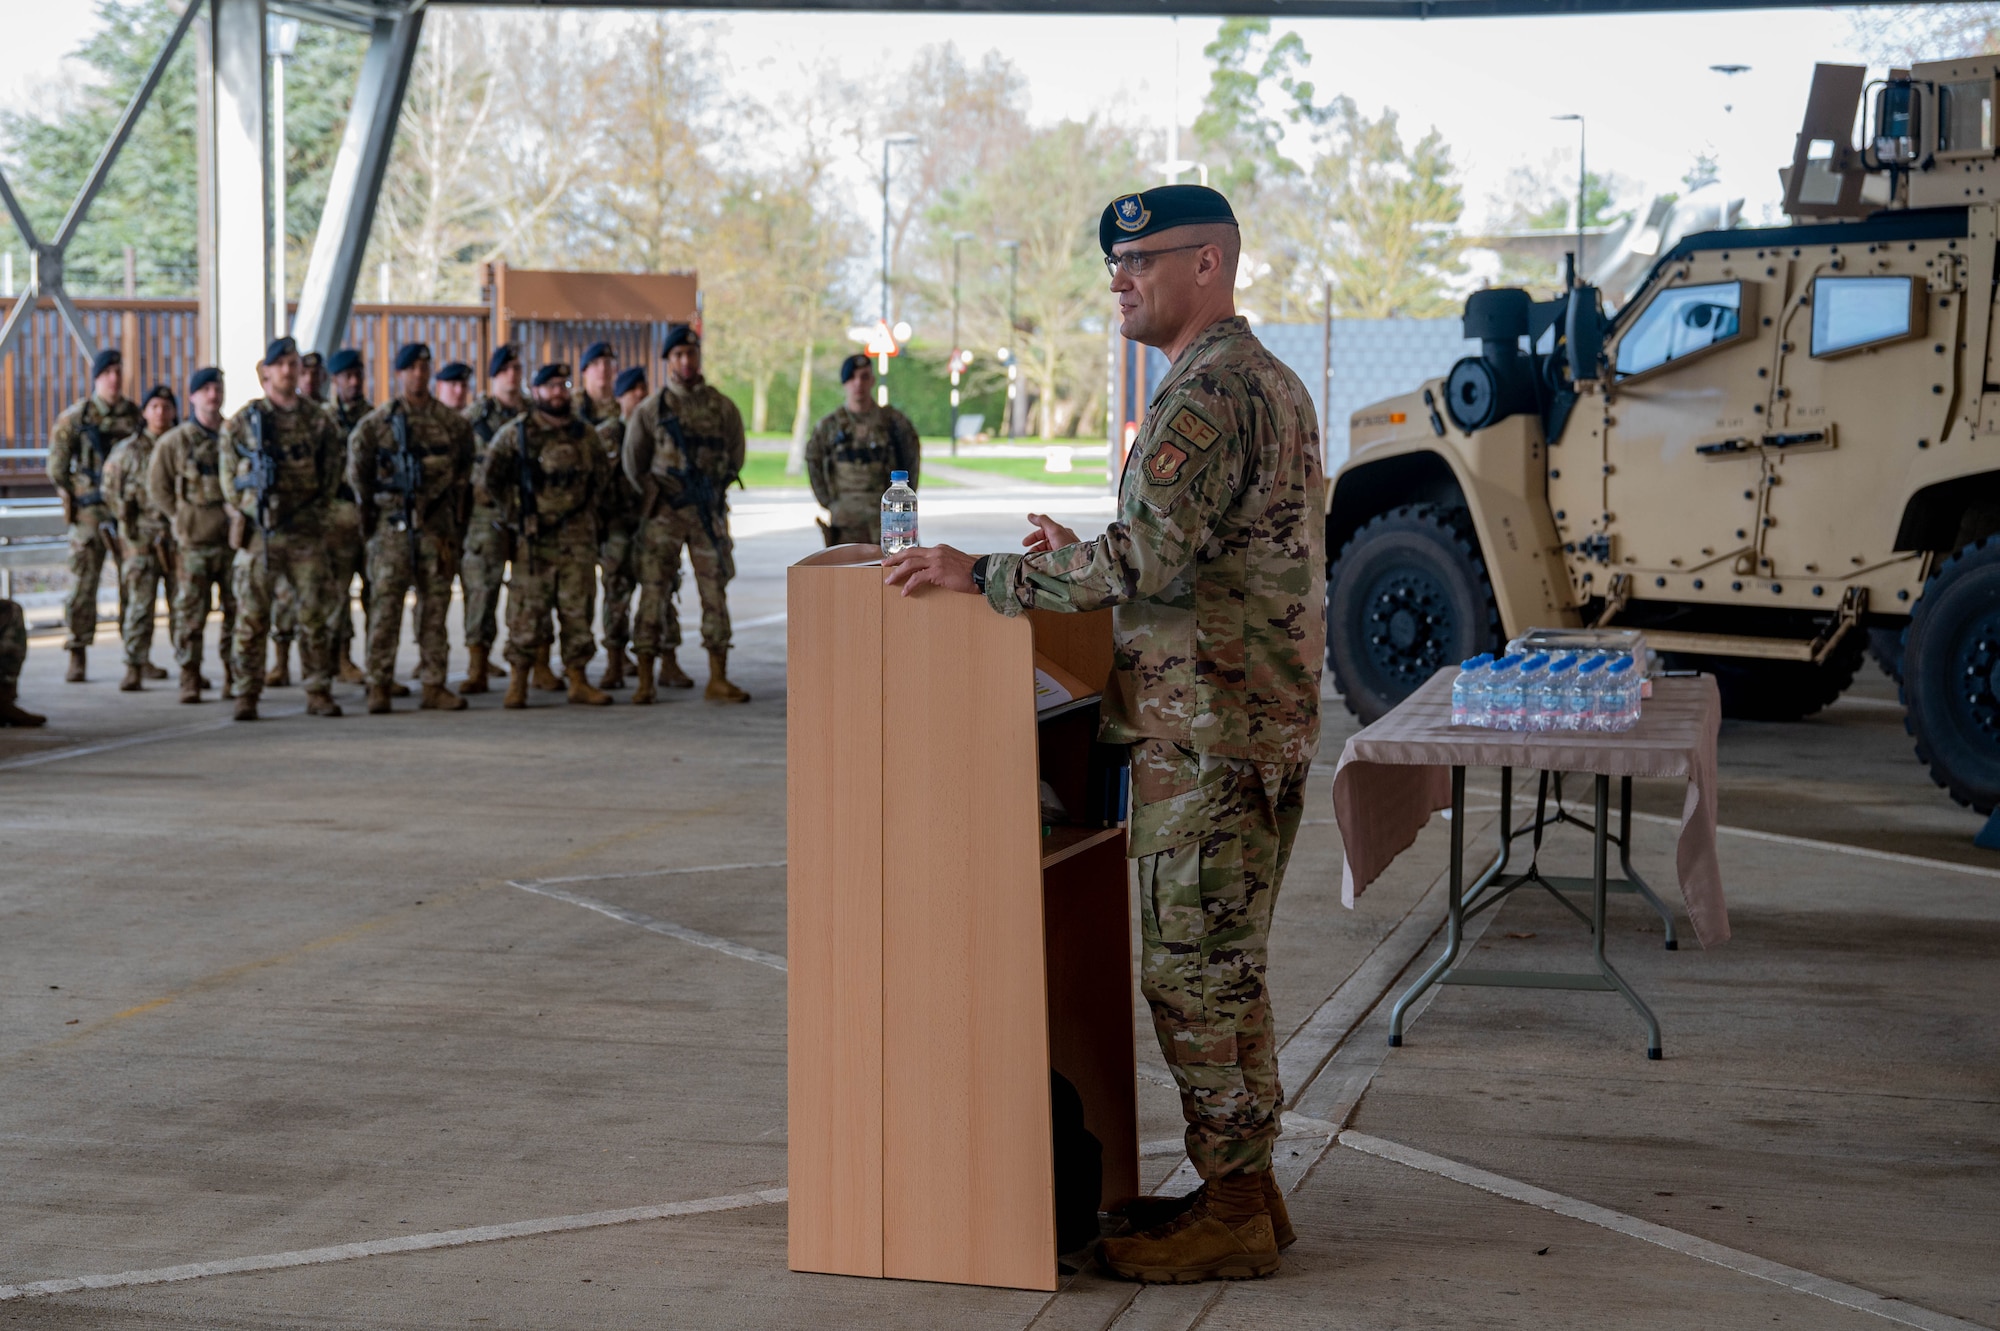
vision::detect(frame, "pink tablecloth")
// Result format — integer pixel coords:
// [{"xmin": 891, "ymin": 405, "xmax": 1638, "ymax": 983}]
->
[{"xmin": 1331, "ymin": 672, "xmax": 1729, "ymax": 948}]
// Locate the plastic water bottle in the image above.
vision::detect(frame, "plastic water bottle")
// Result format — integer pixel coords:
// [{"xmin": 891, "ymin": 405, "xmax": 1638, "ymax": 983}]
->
[
  {"xmin": 1601, "ymin": 656, "xmax": 1640, "ymax": 731},
  {"xmin": 1451, "ymin": 654, "xmax": 1492, "ymax": 726},
  {"xmin": 1532, "ymin": 655, "xmax": 1576, "ymax": 731},
  {"xmin": 1565, "ymin": 656, "xmax": 1606, "ymax": 731},
  {"xmin": 1489, "ymin": 654, "xmax": 1530, "ymax": 731},
  {"xmin": 880, "ymin": 471, "xmax": 918, "ymax": 552}
]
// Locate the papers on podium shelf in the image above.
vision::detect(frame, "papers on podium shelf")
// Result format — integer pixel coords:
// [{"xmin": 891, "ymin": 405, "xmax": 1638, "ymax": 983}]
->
[
  {"xmin": 1033, "ymin": 652, "xmax": 1095, "ymax": 717},
  {"xmin": 1035, "ymin": 669, "xmax": 1073, "ymax": 711}
]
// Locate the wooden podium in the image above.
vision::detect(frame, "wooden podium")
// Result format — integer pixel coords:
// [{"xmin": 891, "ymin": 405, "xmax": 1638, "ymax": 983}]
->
[{"xmin": 786, "ymin": 549, "xmax": 1138, "ymax": 1292}]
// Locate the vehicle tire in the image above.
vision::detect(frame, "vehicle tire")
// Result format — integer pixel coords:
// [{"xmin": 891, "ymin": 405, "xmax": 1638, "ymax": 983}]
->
[
  {"xmin": 1327, "ymin": 504, "xmax": 1503, "ymax": 723},
  {"xmin": 1658, "ymin": 634, "xmax": 1864, "ymax": 722},
  {"xmin": 1902, "ymin": 537, "xmax": 2000, "ymax": 812},
  {"xmin": 1868, "ymin": 626, "xmax": 1905, "ymax": 682}
]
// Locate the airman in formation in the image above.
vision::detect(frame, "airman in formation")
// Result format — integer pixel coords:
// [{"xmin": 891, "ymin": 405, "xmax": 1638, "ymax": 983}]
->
[
  {"xmin": 100, "ymin": 383, "xmax": 180, "ymax": 690},
  {"xmin": 806, "ymin": 353, "xmax": 921, "ymax": 546},
  {"xmin": 45, "ymin": 348, "xmax": 143, "ymax": 683},
  {"xmin": 148, "ymin": 367, "xmax": 237, "ymax": 705}
]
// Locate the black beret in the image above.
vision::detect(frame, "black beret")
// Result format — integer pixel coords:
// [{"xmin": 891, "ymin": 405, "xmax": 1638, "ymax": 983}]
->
[
  {"xmin": 533, "ymin": 362, "xmax": 571, "ymax": 388},
  {"xmin": 142, "ymin": 383, "xmax": 176, "ymax": 408},
  {"xmin": 1099, "ymin": 184, "xmax": 1238, "ymax": 256},
  {"xmin": 300, "ymin": 350, "xmax": 324, "ymax": 370},
  {"xmin": 89, "ymin": 348, "xmax": 122, "ymax": 379},
  {"xmin": 326, "ymin": 348, "xmax": 362, "ymax": 376},
  {"xmin": 393, "ymin": 342, "xmax": 432, "ymax": 371},
  {"xmin": 839, "ymin": 353, "xmax": 871, "ymax": 384},
  {"xmin": 488, "ymin": 344, "xmax": 519, "ymax": 377},
  {"xmin": 660, "ymin": 324, "xmax": 700, "ymax": 357},
  {"xmin": 435, "ymin": 361, "xmax": 472, "ymax": 383},
  {"xmin": 264, "ymin": 336, "xmax": 298, "ymax": 363},
  {"xmin": 187, "ymin": 366, "xmax": 222, "ymax": 395},
  {"xmin": 580, "ymin": 341, "xmax": 615, "ymax": 370},
  {"xmin": 613, "ymin": 367, "xmax": 647, "ymax": 398}
]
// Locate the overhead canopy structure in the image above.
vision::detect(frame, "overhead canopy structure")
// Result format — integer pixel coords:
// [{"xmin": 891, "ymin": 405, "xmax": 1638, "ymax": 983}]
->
[{"xmin": 0, "ymin": 0, "xmax": 1924, "ymax": 408}]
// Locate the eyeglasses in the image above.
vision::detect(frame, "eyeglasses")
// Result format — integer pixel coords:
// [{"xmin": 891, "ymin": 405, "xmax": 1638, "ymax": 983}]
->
[{"xmin": 1103, "ymin": 243, "xmax": 1206, "ymax": 278}]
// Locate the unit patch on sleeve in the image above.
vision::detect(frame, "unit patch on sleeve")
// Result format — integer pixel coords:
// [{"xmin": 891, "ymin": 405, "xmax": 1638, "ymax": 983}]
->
[
  {"xmin": 1144, "ymin": 439, "xmax": 1191, "ymax": 485},
  {"xmin": 1166, "ymin": 405, "xmax": 1221, "ymax": 451}
]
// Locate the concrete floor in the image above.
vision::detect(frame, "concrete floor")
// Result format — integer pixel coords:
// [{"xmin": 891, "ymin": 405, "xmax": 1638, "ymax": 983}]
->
[{"xmin": 1, "ymin": 490, "xmax": 1995, "ymax": 1329}]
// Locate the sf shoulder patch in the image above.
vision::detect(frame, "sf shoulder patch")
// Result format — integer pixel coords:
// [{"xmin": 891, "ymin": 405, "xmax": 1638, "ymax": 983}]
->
[
  {"xmin": 1166, "ymin": 405, "xmax": 1221, "ymax": 451},
  {"xmin": 1144, "ymin": 439, "xmax": 1191, "ymax": 485}
]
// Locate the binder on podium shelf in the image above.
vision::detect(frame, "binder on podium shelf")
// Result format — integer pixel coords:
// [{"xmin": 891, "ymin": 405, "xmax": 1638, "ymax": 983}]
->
[{"xmin": 786, "ymin": 546, "xmax": 1138, "ymax": 1292}]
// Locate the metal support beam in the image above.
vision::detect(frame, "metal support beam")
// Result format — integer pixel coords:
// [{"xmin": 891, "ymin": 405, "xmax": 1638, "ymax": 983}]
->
[
  {"xmin": 293, "ymin": 7, "xmax": 422, "ymax": 359},
  {"xmin": 209, "ymin": 0, "xmax": 270, "ymax": 411}
]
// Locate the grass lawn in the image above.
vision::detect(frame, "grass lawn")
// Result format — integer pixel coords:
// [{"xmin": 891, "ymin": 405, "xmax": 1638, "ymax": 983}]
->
[
  {"xmin": 735, "ymin": 453, "xmax": 962, "ymax": 490},
  {"xmin": 927, "ymin": 455, "xmax": 1111, "ymax": 487}
]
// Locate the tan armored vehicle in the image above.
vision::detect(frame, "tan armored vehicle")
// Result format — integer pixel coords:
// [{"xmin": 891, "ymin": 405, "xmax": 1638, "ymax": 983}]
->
[{"xmin": 1328, "ymin": 56, "xmax": 2000, "ymax": 810}]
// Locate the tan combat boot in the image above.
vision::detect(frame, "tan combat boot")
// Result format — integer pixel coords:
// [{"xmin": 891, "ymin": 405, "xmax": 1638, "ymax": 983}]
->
[
  {"xmin": 119, "ymin": 663, "xmax": 143, "ymax": 692},
  {"xmin": 566, "ymin": 665, "xmax": 612, "ymax": 706},
  {"xmin": 389, "ymin": 679, "xmax": 411, "ymax": 698},
  {"xmin": 1114, "ymin": 1174, "xmax": 1295, "ymax": 1251},
  {"xmin": 631, "ymin": 654, "xmax": 658, "ymax": 705},
  {"xmin": 421, "ymin": 682, "xmax": 467, "ymax": 711},
  {"xmin": 503, "ymin": 663, "xmax": 530, "ymax": 709},
  {"xmin": 532, "ymin": 652, "xmax": 563, "ymax": 691},
  {"xmin": 460, "ymin": 644, "xmax": 492, "ymax": 695},
  {"xmin": 657, "ymin": 650, "xmax": 695, "ymax": 689},
  {"xmin": 305, "ymin": 689, "xmax": 342, "ymax": 717},
  {"xmin": 179, "ymin": 666, "xmax": 202, "ymax": 705},
  {"xmin": 1099, "ymin": 1172, "xmax": 1280, "ymax": 1284},
  {"xmin": 705, "ymin": 650, "xmax": 750, "ymax": 703},
  {"xmin": 66, "ymin": 648, "xmax": 86, "ymax": 683},
  {"xmin": 0, "ymin": 682, "xmax": 46, "ymax": 727},
  {"xmin": 265, "ymin": 644, "xmax": 291, "ymax": 687},
  {"xmin": 142, "ymin": 661, "xmax": 168, "ymax": 680},
  {"xmin": 233, "ymin": 693, "xmax": 258, "ymax": 721},
  {"xmin": 221, "ymin": 657, "xmax": 236, "ymax": 700},
  {"xmin": 336, "ymin": 654, "xmax": 365, "ymax": 685},
  {"xmin": 367, "ymin": 683, "xmax": 393, "ymax": 714},
  {"xmin": 599, "ymin": 644, "xmax": 628, "ymax": 690}
]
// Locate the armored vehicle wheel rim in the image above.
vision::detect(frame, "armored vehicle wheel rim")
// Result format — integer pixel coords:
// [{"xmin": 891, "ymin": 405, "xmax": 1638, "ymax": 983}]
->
[
  {"xmin": 1902, "ymin": 536, "xmax": 2000, "ymax": 814},
  {"xmin": 1947, "ymin": 617, "xmax": 2000, "ymax": 741},
  {"xmin": 1364, "ymin": 569, "xmax": 1451, "ymax": 686}
]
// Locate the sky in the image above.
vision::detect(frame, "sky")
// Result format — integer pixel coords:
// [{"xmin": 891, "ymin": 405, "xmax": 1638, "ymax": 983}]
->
[{"xmin": 3, "ymin": 5, "xmax": 1890, "ymax": 234}]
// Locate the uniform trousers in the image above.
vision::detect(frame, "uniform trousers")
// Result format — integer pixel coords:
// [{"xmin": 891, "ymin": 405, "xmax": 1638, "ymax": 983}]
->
[
  {"xmin": 365, "ymin": 526, "xmax": 458, "ymax": 689},
  {"xmin": 634, "ymin": 506, "xmax": 733, "ymax": 656}
]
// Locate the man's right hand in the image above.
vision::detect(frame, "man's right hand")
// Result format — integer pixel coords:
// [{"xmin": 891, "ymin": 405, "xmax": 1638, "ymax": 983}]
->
[{"xmin": 1023, "ymin": 512, "xmax": 1080, "ymax": 555}]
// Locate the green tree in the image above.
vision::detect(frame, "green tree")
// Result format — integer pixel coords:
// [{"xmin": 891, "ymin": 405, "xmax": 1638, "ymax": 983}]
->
[{"xmin": 1191, "ymin": 17, "xmax": 1315, "ymax": 201}]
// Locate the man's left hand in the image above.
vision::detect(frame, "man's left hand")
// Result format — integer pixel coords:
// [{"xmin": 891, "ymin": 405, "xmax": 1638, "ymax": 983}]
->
[{"xmin": 882, "ymin": 544, "xmax": 980, "ymax": 597}]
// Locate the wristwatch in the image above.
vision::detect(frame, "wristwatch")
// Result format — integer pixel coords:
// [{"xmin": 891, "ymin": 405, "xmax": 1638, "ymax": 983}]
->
[{"xmin": 971, "ymin": 555, "xmax": 990, "ymax": 594}]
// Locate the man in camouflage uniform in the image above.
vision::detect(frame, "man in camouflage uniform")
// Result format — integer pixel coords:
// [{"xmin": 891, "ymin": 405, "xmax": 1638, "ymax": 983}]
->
[
  {"xmin": 479, "ymin": 362, "xmax": 612, "ymax": 709},
  {"xmin": 300, "ymin": 351, "xmax": 328, "ymax": 405},
  {"xmin": 149, "ymin": 367, "xmax": 238, "ymax": 705},
  {"xmin": 101, "ymin": 384, "xmax": 180, "ymax": 690},
  {"xmin": 459, "ymin": 344, "xmax": 526, "ymax": 694},
  {"xmin": 594, "ymin": 365, "xmax": 646, "ymax": 690},
  {"xmin": 434, "ymin": 361, "xmax": 472, "ymax": 412},
  {"xmin": 624, "ymin": 325, "xmax": 749, "ymax": 703},
  {"xmin": 884, "ymin": 186, "xmax": 1325, "ymax": 1284},
  {"xmin": 316, "ymin": 347, "xmax": 374, "ymax": 689},
  {"xmin": 806, "ymin": 354, "xmax": 922, "ymax": 545},
  {"xmin": 45, "ymin": 348, "xmax": 143, "ymax": 683},
  {"xmin": 220, "ymin": 337, "xmax": 348, "ymax": 721},
  {"xmin": 0, "ymin": 597, "xmax": 45, "ymax": 726},
  {"xmin": 348, "ymin": 343, "xmax": 476, "ymax": 714},
  {"xmin": 576, "ymin": 341, "xmax": 619, "ymax": 429}
]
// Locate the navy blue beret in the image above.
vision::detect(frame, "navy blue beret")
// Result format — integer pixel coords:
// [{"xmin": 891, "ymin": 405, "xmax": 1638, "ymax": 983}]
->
[
  {"xmin": 264, "ymin": 337, "xmax": 297, "ymax": 364},
  {"xmin": 1099, "ymin": 184, "xmax": 1237, "ymax": 256},
  {"xmin": 613, "ymin": 367, "xmax": 647, "ymax": 398},
  {"xmin": 488, "ymin": 344, "xmax": 518, "ymax": 377},
  {"xmin": 435, "ymin": 361, "xmax": 471, "ymax": 383},
  {"xmin": 326, "ymin": 348, "xmax": 362, "ymax": 376},
  {"xmin": 580, "ymin": 341, "xmax": 615, "ymax": 370},
  {"xmin": 188, "ymin": 366, "xmax": 222, "ymax": 395},
  {"xmin": 142, "ymin": 383, "xmax": 176, "ymax": 409},
  {"xmin": 90, "ymin": 348, "xmax": 122, "ymax": 379},
  {"xmin": 393, "ymin": 342, "xmax": 432, "ymax": 372},
  {"xmin": 533, "ymin": 362, "xmax": 571, "ymax": 388},
  {"xmin": 839, "ymin": 353, "xmax": 870, "ymax": 384},
  {"xmin": 660, "ymin": 324, "xmax": 699, "ymax": 357}
]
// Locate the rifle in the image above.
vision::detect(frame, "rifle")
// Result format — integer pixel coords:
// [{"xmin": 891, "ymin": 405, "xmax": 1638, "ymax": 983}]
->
[
  {"xmin": 384, "ymin": 404, "xmax": 424, "ymax": 587},
  {"xmin": 659, "ymin": 412, "xmax": 722, "ymax": 548},
  {"xmin": 233, "ymin": 406, "xmax": 280, "ymax": 569},
  {"xmin": 62, "ymin": 415, "xmax": 111, "ymax": 525}
]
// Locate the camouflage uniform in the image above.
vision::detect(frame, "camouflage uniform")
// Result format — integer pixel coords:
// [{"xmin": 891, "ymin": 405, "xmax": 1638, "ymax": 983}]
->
[
  {"xmin": 578, "ymin": 390, "xmax": 619, "ymax": 431},
  {"xmin": 348, "ymin": 396, "xmax": 475, "ymax": 690},
  {"xmin": 463, "ymin": 393, "xmax": 525, "ymax": 654},
  {"xmin": 102, "ymin": 428, "xmax": 178, "ymax": 668},
  {"xmin": 479, "ymin": 409, "xmax": 606, "ymax": 672},
  {"xmin": 219, "ymin": 397, "xmax": 346, "ymax": 701},
  {"xmin": 594, "ymin": 402, "xmax": 641, "ymax": 655},
  {"xmin": 982, "ymin": 316, "xmax": 1325, "ymax": 1181},
  {"xmin": 149, "ymin": 418, "xmax": 238, "ymax": 678},
  {"xmin": 0, "ymin": 597, "xmax": 24, "ymax": 689},
  {"xmin": 624, "ymin": 378, "xmax": 745, "ymax": 656},
  {"xmin": 805, "ymin": 404, "xmax": 921, "ymax": 544},
  {"xmin": 46, "ymin": 394, "xmax": 144, "ymax": 650},
  {"xmin": 321, "ymin": 394, "xmax": 373, "ymax": 664}
]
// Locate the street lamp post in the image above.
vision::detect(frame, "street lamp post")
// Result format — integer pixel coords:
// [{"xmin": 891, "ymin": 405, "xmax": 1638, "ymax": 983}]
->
[
  {"xmin": 879, "ymin": 132, "xmax": 917, "ymax": 409},
  {"xmin": 950, "ymin": 230, "xmax": 972, "ymax": 456},
  {"xmin": 999, "ymin": 239, "xmax": 1021, "ymax": 440},
  {"xmin": 1552, "ymin": 113, "xmax": 1585, "ymax": 284},
  {"xmin": 268, "ymin": 15, "xmax": 299, "ymax": 337}
]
